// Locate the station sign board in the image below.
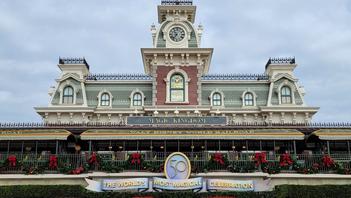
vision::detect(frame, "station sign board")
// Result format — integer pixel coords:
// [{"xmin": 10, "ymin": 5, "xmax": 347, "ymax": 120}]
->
[{"xmin": 127, "ymin": 116, "xmax": 227, "ymax": 125}]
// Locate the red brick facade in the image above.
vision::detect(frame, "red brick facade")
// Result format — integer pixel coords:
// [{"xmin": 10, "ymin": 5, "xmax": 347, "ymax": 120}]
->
[{"xmin": 156, "ymin": 66, "xmax": 198, "ymax": 105}]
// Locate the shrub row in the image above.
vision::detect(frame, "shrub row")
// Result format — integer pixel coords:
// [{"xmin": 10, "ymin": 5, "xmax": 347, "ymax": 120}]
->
[{"xmin": 0, "ymin": 185, "xmax": 351, "ymax": 198}]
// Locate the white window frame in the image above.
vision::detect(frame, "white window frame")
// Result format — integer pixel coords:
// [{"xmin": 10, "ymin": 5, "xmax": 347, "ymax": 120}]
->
[
  {"xmin": 241, "ymin": 90, "xmax": 257, "ymax": 107},
  {"xmin": 277, "ymin": 81, "xmax": 296, "ymax": 105},
  {"xmin": 58, "ymin": 80, "xmax": 79, "ymax": 105},
  {"xmin": 130, "ymin": 89, "xmax": 145, "ymax": 108},
  {"xmin": 97, "ymin": 90, "xmax": 113, "ymax": 108},
  {"xmin": 209, "ymin": 90, "xmax": 225, "ymax": 108},
  {"xmin": 164, "ymin": 68, "xmax": 190, "ymax": 104}
]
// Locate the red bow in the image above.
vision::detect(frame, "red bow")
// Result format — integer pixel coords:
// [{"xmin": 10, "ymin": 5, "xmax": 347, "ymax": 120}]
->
[
  {"xmin": 322, "ymin": 155, "xmax": 334, "ymax": 168},
  {"xmin": 71, "ymin": 166, "xmax": 84, "ymax": 175},
  {"xmin": 279, "ymin": 153, "xmax": 293, "ymax": 167},
  {"xmin": 88, "ymin": 152, "xmax": 97, "ymax": 164},
  {"xmin": 254, "ymin": 152, "xmax": 267, "ymax": 166},
  {"xmin": 8, "ymin": 155, "xmax": 17, "ymax": 167},
  {"xmin": 213, "ymin": 153, "xmax": 225, "ymax": 165},
  {"xmin": 49, "ymin": 155, "xmax": 58, "ymax": 169},
  {"xmin": 131, "ymin": 153, "xmax": 141, "ymax": 165}
]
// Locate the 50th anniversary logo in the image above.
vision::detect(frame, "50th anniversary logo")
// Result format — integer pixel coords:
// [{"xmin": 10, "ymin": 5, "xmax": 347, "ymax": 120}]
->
[{"xmin": 85, "ymin": 152, "xmax": 255, "ymax": 192}]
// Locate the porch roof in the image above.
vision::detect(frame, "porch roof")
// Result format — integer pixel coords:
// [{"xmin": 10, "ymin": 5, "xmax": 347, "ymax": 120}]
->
[
  {"xmin": 313, "ymin": 129, "xmax": 351, "ymax": 140},
  {"xmin": 0, "ymin": 129, "xmax": 71, "ymax": 140},
  {"xmin": 80, "ymin": 128, "xmax": 304, "ymax": 140}
]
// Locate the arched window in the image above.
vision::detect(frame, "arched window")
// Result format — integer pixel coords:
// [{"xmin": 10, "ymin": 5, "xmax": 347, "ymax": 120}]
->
[
  {"xmin": 133, "ymin": 93, "xmax": 142, "ymax": 106},
  {"xmin": 244, "ymin": 93, "xmax": 254, "ymax": 106},
  {"xmin": 63, "ymin": 86, "xmax": 74, "ymax": 104},
  {"xmin": 100, "ymin": 93, "xmax": 110, "ymax": 106},
  {"xmin": 281, "ymin": 86, "xmax": 292, "ymax": 104},
  {"xmin": 170, "ymin": 74, "xmax": 185, "ymax": 102},
  {"xmin": 212, "ymin": 93, "xmax": 222, "ymax": 106}
]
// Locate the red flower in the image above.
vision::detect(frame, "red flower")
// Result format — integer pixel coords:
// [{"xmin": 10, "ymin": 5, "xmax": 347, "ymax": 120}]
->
[
  {"xmin": 88, "ymin": 152, "xmax": 98, "ymax": 165},
  {"xmin": 322, "ymin": 155, "xmax": 334, "ymax": 168},
  {"xmin": 49, "ymin": 155, "xmax": 58, "ymax": 169},
  {"xmin": 312, "ymin": 163, "xmax": 320, "ymax": 171},
  {"xmin": 8, "ymin": 155, "xmax": 17, "ymax": 167},
  {"xmin": 71, "ymin": 166, "xmax": 84, "ymax": 174},
  {"xmin": 254, "ymin": 152, "xmax": 267, "ymax": 166},
  {"xmin": 213, "ymin": 153, "xmax": 225, "ymax": 165},
  {"xmin": 279, "ymin": 153, "xmax": 293, "ymax": 167},
  {"xmin": 131, "ymin": 153, "xmax": 142, "ymax": 165}
]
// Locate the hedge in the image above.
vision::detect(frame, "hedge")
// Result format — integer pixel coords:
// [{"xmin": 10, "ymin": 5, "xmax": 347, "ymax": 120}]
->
[
  {"xmin": 0, "ymin": 185, "xmax": 350, "ymax": 198},
  {"xmin": 274, "ymin": 185, "xmax": 351, "ymax": 198}
]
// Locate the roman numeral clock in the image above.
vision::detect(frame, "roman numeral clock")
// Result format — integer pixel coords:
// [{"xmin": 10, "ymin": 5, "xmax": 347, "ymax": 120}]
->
[{"xmin": 169, "ymin": 27, "xmax": 186, "ymax": 42}]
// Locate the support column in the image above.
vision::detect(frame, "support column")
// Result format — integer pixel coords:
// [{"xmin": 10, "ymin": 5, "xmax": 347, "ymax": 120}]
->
[
  {"xmin": 246, "ymin": 140, "xmax": 249, "ymax": 152},
  {"xmin": 293, "ymin": 140, "xmax": 297, "ymax": 155},
  {"xmin": 218, "ymin": 140, "xmax": 221, "ymax": 151},
  {"xmin": 35, "ymin": 141, "xmax": 38, "ymax": 155},
  {"xmin": 89, "ymin": 140, "xmax": 92, "ymax": 153},
  {"xmin": 327, "ymin": 141, "xmax": 330, "ymax": 155},
  {"xmin": 259, "ymin": 140, "xmax": 262, "ymax": 151},
  {"xmin": 7, "ymin": 140, "xmax": 10, "ymax": 155},
  {"xmin": 177, "ymin": 140, "xmax": 180, "ymax": 152},
  {"xmin": 205, "ymin": 140, "xmax": 208, "ymax": 152},
  {"xmin": 164, "ymin": 140, "xmax": 166, "ymax": 156},
  {"xmin": 21, "ymin": 141, "xmax": 24, "ymax": 155},
  {"xmin": 150, "ymin": 140, "xmax": 153, "ymax": 151},
  {"xmin": 348, "ymin": 141, "xmax": 350, "ymax": 158},
  {"xmin": 56, "ymin": 140, "xmax": 59, "ymax": 154}
]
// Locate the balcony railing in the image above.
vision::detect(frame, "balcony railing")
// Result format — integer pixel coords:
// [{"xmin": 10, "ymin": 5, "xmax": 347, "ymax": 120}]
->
[
  {"xmin": 161, "ymin": 0, "xmax": 193, "ymax": 6},
  {"xmin": 0, "ymin": 152, "xmax": 350, "ymax": 174}
]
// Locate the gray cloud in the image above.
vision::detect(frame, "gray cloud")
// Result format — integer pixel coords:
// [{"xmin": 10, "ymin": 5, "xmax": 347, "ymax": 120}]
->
[{"xmin": 0, "ymin": 0, "xmax": 350, "ymax": 122}]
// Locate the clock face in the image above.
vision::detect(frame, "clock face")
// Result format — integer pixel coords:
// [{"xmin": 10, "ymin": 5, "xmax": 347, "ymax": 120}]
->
[{"xmin": 169, "ymin": 27, "xmax": 185, "ymax": 42}]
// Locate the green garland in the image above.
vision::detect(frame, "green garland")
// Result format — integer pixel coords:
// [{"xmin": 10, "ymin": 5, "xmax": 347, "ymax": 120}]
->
[
  {"xmin": 100, "ymin": 161, "xmax": 124, "ymax": 173},
  {"xmin": 227, "ymin": 161, "xmax": 256, "ymax": 173}
]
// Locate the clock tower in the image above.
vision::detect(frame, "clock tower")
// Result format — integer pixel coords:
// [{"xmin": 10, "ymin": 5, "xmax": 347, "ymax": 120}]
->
[{"xmin": 142, "ymin": 0, "xmax": 213, "ymax": 108}]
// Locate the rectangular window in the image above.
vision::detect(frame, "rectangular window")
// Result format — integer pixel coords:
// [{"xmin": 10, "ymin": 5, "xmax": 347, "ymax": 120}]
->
[{"xmin": 170, "ymin": 90, "xmax": 184, "ymax": 102}]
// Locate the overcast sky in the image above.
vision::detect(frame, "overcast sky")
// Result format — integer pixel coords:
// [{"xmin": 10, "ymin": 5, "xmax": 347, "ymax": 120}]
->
[{"xmin": 0, "ymin": 0, "xmax": 350, "ymax": 122}]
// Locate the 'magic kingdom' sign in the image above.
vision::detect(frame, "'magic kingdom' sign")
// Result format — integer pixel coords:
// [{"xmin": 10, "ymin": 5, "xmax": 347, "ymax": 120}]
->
[{"xmin": 127, "ymin": 117, "xmax": 227, "ymax": 125}]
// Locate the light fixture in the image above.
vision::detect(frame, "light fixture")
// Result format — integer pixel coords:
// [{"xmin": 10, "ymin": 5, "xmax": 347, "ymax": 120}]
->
[
  {"xmin": 160, "ymin": 146, "xmax": 164, "ymax": 149},
  {"xmin": 75, "ymin": 144, "xmax": 81, "ymax": 151}
]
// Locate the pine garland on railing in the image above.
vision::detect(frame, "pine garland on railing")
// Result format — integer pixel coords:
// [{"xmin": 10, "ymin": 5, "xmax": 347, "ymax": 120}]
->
[{"xmin": 0, "ymin": 153, "xmax": 351, "ymax": 175}]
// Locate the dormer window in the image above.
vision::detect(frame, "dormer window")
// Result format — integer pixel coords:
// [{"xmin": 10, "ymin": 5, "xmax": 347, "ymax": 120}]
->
[
  {"xmin": 170, "ymin": 74, "xmax": 185, "ymax": 102},
  {"xmin": 97, "ymin": 90, "xmax": 113, "ymax": 108},
  {"xmin": 133, "ymin": 93, "xmax": 143, "ymax": 106},
  {"xmin": 100, "ymin": 93, "xmax": 110, "ymax": 106},
  {"xmin": 63, "ymin": 86, "xmax": 74, "ymax": 104},
  {"xmin": 212, "ymin": 93, "xmax": 222, "ymax": 106},
  {"xmin": 281, "ymin": 86, "xmax": 292, "ymax": 104},
  {"xmin": 244, "ymin": 93, "xmax": 254, "ymax": 106}
]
